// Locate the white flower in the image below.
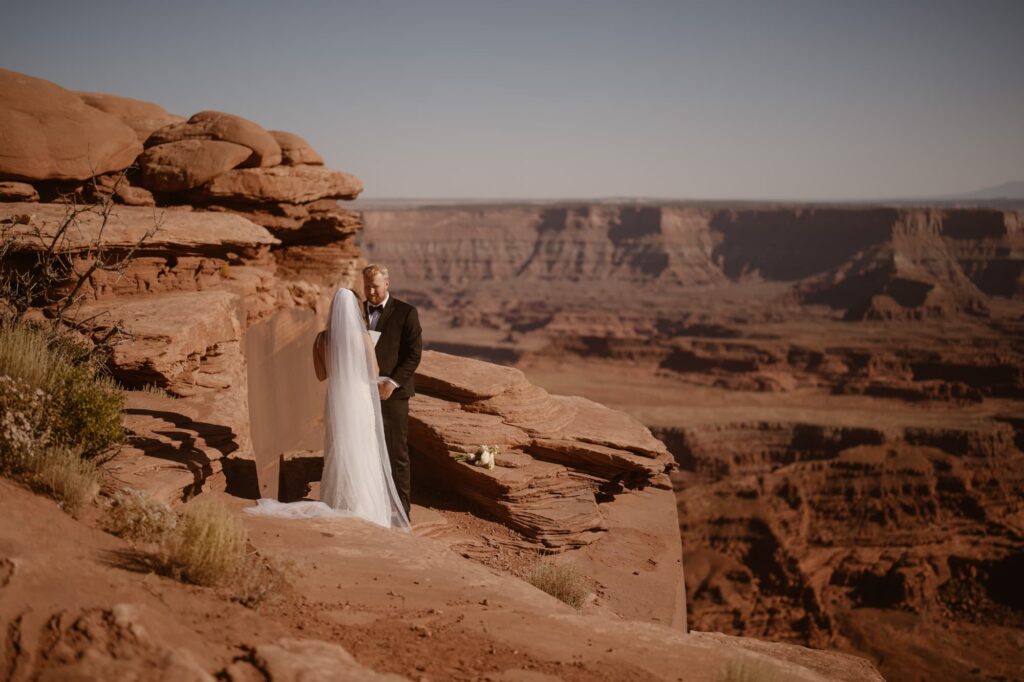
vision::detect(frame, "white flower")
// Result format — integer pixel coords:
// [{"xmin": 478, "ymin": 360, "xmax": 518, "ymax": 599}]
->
[{"xmin": 469, "ymin": 444, "xmax": 499, "ymax": 469}]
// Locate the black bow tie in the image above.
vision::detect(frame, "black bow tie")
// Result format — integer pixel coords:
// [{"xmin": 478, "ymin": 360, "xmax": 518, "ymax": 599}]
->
[{"xmin": 368, "ymin": 304, "xmax": 384, "ymax": 314}]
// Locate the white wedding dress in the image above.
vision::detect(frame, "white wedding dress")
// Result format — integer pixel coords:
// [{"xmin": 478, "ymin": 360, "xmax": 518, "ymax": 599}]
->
[{"xmin": 245, "ymin": 288, "xmax": 411, "ymax": 530}]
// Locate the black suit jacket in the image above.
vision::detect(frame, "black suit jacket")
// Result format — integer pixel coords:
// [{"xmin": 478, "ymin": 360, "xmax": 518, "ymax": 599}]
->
[{"xmin": 369, "ymin": 296, "xmax": 422, "ymax": 400}]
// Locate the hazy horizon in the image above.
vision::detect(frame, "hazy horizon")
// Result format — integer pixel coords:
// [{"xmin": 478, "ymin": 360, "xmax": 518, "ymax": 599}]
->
[{"xmin": 2, "ymin": 1, "xmax": 1021, "ymax": 201}]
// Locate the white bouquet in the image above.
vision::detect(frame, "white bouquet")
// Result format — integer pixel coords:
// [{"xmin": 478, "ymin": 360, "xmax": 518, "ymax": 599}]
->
[{"xmin": 458, "ymin": 444, "xmax": 499, "ymax": 469}]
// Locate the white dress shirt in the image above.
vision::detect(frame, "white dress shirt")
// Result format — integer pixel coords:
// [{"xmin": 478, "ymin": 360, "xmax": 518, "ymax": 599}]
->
[{"xmin": 367, "ymin": 293, "xmax": 389, "ymax": 331}]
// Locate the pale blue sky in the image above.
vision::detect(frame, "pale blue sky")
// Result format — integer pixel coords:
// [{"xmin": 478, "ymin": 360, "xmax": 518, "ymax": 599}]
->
[{"xmin": 2, "ymin": 1, "xmax": 1021, "ymax": 200}]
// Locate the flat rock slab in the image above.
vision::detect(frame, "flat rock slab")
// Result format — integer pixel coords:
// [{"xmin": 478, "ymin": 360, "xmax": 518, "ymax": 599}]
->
[
  {"xmin": 416, "ymin": 349, "xmax": 526, "ymax": 400},
  {"xmin": 1, "ymin": 202, "xmax": 278, "ymax": 251},
  {"xmin": 197, "ymin": 165, "xmax": 363, "ymax": 204},
  {"xmin": 0, "ymin": 181, "xmax": 39, "ymax": 202}
]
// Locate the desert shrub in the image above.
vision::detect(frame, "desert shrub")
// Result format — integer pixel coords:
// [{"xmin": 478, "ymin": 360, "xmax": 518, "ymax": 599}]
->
[
  {"xmin": 49, "ymin": 364, "xmax": 123, "ymax": 459},
  {"xmin": 715, "ymin": 658, "xmax": 789, "ymax": 682},
  {"xmin": 0, "ymin": 374, "xmax": 54, "ymax": 472},
  {"xmin": 526, "ymin": 559, "xmax": 590, "ymax": 609},
  {"xmin": 104, "ymin": 488, "xmax": 177, "ymax": 543},
  {"xmin": 231, "ymin": 552, "xmax": 286, "ymax": 608},
  {"xmin": 164, "ymin": 499, "xmax": 246, "ymax": 586},
  {"xmin": 0, "ymin": 320, "xmax": 123, "ymax": 459},
  {"xmin": 0, "ymin": 374, "xmax": 97, "ymax": 514}
]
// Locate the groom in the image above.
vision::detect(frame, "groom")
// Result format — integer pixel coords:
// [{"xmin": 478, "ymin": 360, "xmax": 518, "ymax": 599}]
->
[{"xmin": 363, "ymin": 263, "xmax": 421, "ymax": 517}]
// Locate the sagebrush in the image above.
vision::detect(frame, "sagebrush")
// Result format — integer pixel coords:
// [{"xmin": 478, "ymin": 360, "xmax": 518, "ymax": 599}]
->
[
  {"xmin": 0, "ymin": 373, "xmax": 97, "ymax": 513},
  {"xmin": 104, "ymin": 488, "xmax": 177, "ymax": 542}
]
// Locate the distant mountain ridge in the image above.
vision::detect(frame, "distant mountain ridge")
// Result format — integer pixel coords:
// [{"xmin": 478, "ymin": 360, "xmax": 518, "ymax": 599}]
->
[{"xmin": 938, "ymin": 181, "xmax": 1024, "ymax": 201}]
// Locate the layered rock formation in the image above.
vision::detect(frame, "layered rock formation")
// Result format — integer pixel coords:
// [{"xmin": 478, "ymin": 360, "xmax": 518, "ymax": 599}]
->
[
  {"xmin": 410, "ymin": 351, "xmax": 673, "ymax": 546},
  {"xmin": 0, "ymin": 70, "xmax": 367, "ymax": 507}
]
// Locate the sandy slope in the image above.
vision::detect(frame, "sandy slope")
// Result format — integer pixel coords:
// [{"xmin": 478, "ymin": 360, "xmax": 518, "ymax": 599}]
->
[{"xmin": 0, "ymin": 480, "xmax": 882, "ymax": 681}]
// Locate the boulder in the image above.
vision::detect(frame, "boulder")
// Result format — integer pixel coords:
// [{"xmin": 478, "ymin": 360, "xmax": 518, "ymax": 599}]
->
[
  {"xmin": 88, "ymin": 172, "xmax": 156, "ymax": 206},
  {"xmin": 146, "ymin": 110, "xmax": 282, "ymax": 167},
  {"xmin": 196, "ymin": 165, "xmax": 363, "ymax": 204},
  {"xmin": 77, "ymin": 91, "xmax": 185, "ymax": 143},
  {"xmin": 138, "ymin": 139, "xmax": 253, "ymax": 192},
  {"xmin": 115, "ymin": 183, "xmax": 157, "ymax": 207},
  {"xmin": 0, "ymin": 181, "xmax": 39, "ymax": 202},
  {"xmin": 0, "ymin": 68, "xmax": 142, "ymax": 181},
  {"xmin": 270, "ymin": 130, "xmax": 324, "ymax": 166}
]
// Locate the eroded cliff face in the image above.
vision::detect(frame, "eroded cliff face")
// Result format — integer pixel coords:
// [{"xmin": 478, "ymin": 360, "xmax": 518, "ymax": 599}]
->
[{"xmin": 361, "ymin": 201, "xmax": 1024, "ymax": 681}]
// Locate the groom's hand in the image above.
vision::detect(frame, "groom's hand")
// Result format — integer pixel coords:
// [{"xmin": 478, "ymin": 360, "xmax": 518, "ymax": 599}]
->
[{"xmin": 378, "ymin": 382, "xmax": 396, "ymax": 400}]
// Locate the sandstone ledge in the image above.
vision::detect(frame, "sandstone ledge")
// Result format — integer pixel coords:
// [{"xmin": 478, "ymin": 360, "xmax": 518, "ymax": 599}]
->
[{"xmin": 1, "ymin": 202, "xmax": 279, "ymax": 252}]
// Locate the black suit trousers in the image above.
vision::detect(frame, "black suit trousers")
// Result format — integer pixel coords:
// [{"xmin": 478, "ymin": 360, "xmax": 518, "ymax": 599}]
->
[{"xmin": 380, "ymin": 397, "xmax": 411, "ymax": 515}]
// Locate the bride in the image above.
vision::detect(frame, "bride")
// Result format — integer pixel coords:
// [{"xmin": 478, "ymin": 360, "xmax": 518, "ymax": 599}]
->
[{"xmin": 245, "ymin": 288, "xmax": 411, "ymax": 530}]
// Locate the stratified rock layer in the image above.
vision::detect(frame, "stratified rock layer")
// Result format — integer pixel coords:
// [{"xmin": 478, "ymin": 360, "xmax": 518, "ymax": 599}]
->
[{"xmin": 411, "ymin": 350, "xmax": 672, "ymax": 549}]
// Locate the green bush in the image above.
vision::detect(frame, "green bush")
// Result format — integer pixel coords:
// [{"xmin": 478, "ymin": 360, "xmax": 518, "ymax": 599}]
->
[
  {"xmin": 0, "ymin": 320, "xmax": 123, "ymax": 459},
  {"xmin": 49, "ymin": 362, "xmax": 124, "ymax": 459}
]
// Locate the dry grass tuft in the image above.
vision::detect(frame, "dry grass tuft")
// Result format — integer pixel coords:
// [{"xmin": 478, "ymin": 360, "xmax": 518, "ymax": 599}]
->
[
  {"xmin": 715, "ymin": 658, "xmax": 789, "ymax": 682},
  {"xmin": 140, "ymin": 383, "xmax": 173, "ymax": 399},
  {"xmin": 230, "ymin": 551, "xmax": 287, "ymax": 608},
  {"xmin": 0, "ymin": 320, "xmax": 53, "ymax": 388},
  {"xmin": 104, "ymin": 488, "xmax": 177, "ymax": 543},
  {"xmin": 526, "ymin": 559, "xmax": 590, "ymax": 609},
  {"xmin": 164, "ymin": 499, "xmax": 246, "ymax": 586},
  {"xmin": 33, "ymin": 444, "xmax": 98, "ymax": 514}
]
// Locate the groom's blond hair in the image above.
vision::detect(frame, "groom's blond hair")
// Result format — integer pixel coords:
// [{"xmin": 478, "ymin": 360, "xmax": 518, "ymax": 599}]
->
[{"xmin": 363, "ymin": 264, "xmax": 389, "ymax": 279}]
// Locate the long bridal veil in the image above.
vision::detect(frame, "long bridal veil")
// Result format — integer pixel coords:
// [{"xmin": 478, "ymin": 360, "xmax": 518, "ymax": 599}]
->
[{"xmin": 245, "ymin": 288, "xmax": 411, "ymax": 531}]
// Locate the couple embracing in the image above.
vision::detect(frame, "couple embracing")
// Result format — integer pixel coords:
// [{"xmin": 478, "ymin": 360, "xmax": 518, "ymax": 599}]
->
[{"xmin": 247, "ymin": 264, "xmax": 422, "ymax": 530}]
